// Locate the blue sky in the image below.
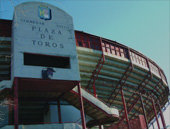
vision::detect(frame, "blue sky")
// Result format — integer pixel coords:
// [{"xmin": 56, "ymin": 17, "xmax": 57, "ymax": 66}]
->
[
  {"xmin": 0, "ymin": 0, "xmax": 169, "ymax": 128},
  {"xmin": 0, "ymin": 0, "xmax": 169, "ymax": 83}
]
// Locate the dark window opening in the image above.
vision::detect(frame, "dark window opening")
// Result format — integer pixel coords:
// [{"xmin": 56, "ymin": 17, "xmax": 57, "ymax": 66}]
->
[
  {"xmin": 78, "ymin": 41, "xmax": 83, "ymax": 46},
  {"xmin": 24, "ymin": 53, "xmax": 70, "ymax": 69},
  {"xmin": 90, "ymin": 43, "xmax": 95, "ymax": 49}
]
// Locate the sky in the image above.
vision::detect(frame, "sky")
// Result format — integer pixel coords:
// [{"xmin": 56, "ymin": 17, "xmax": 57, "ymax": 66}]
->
[{"xmin": 0, "ymin": 0, "xmax": 169, "ymax": 128}]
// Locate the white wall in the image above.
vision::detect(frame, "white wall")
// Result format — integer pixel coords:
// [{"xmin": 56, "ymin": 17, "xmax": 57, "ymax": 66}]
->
[
  {"xmin": 12, "ymin": 2, "xmax": 80, "ymax": 81},
  {"xmin": 49, "ymin": 105, "xmax": 81, "ymax": 123}
]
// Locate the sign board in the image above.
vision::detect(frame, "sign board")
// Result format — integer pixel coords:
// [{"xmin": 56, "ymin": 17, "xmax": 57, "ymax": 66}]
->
[{"xmin": 12, "ymin": 2, "xmax": 80, "ymax": 81}]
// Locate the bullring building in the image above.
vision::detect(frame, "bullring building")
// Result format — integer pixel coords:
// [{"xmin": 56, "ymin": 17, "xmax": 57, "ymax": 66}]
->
[{"xmin": 0, "ymin": 2, "xmax": 169, "ymax": 129}]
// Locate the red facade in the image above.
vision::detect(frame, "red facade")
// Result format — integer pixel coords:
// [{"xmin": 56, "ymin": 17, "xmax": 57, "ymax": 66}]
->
[{"xmin": 111, "ymin": 115, "xmax": 146, "ymax": 129}]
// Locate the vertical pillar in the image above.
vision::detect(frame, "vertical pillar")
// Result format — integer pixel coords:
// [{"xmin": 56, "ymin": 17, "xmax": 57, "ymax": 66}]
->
[
  {"xmin": 121, "ymin": 88, "xmax": 130, "ymax": 129},
  {"xmin": 140, "ymin": 94, "xmax": 149, "ymax": 129},
  {"xmin": 151, "ymin": 98, "xmax": 160, "ymax": 129},
  {"xmin": 92, "ymin": 82, "xmax": 97, "ymax": 97},
  {"xmin": 157, "ymin": 102, "xmax": 166, "ymax": 129},
  {"xmin": 57, "ymin": 100, "xmax": 62, "ymax": 123},
  {"xmin": 14, "ymin": 78, "xmax": 19, "ymax": 129},
  {"xmin": 77, "ymin": 83, "xmax": 86, "ymax": 129}
]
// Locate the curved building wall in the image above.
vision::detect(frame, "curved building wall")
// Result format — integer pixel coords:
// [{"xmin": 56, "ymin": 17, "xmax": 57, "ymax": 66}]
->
[{"xmin": 74, "ymin": 30, "xmax": 169, "ymax": 123}]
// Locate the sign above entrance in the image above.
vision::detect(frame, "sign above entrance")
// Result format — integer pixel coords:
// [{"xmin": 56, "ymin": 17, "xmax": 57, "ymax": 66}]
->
[{"xmin": 12, "ymin": 2, "xmax": 80, "ymax": 81}]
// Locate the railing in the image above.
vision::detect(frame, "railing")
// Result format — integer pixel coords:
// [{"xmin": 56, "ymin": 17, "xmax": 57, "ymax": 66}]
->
[
  {"xmin": 75, "ymin": 32, "xmax": 101, "ymax": 51},
  {"xmin": 86, "ymin": 52, "xmax": 105, "ymax": 97},
  {"xmin": 149, "ymin": 61, "xmax": 160, "ymax": 77},
  {"xmin": 129, "ymin": 51, "xmax": 148, "ymax": 69},
  {"xmin": 75, "ymin": 31, "xmax": 168, "ymax": 86},
  {"xmin": 107, "ymin": 64, "xmax": 133, "ymax": 105},
  {"xmin": 101, "ymin": 40, "xmax": 128, "ymax": 59},
  {"xmin": 148, "ymin": 95, "xmax": 170, "ymax": 128},
  {"xmin": 76, "ymin": 86, "xmax": 114, "ymax": 108}
]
